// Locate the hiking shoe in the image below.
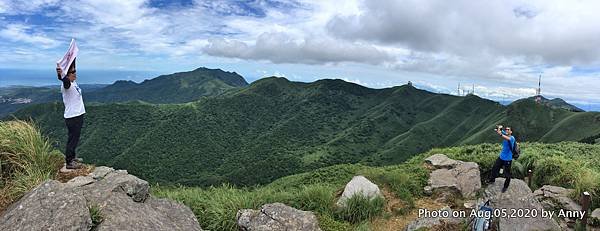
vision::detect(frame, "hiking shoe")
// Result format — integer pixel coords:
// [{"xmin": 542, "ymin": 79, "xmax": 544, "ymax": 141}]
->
[
  {"xmin": 501, "ymin": 187, "xmax": 508, "ymax": 193},
  {"xmin": 66, "ymin": 161, "xmax": 84, "ymax": 169}
]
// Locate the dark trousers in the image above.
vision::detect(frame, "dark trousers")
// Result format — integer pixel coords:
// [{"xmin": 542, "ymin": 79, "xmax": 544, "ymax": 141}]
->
[
  {"xmin": 489, "ymin": 157, "xmax": 512, "ymax": 189},
  {"xmin": 65, "ymin": 114, "xmax": 84, "ymax": 163}
]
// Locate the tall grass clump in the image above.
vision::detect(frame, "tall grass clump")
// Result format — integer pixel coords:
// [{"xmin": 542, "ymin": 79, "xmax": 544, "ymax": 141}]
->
[
  {"xmin": 335, "ymin": 194, "xmax": 385, "ymax": 223},
  {"xmin": 0, "ymin": 120, "xmax": 63, "ymax": 210}
]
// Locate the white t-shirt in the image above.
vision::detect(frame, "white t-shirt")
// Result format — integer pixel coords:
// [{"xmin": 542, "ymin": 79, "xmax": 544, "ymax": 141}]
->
[{"xmin": 61, "ymin": 80, "xmax": 86, "ymax": 118}]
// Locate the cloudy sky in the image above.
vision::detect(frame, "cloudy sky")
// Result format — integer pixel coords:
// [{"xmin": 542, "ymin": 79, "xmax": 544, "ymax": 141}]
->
[{"xmin": 1, "ymin": 0, "xmax": 599, "ymax": 109}]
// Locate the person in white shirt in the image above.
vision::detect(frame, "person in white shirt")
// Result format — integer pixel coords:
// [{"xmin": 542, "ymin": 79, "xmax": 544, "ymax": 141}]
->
[{"xmin": 56, "ymin": 59, "xmax": 85, "ymax": 169}]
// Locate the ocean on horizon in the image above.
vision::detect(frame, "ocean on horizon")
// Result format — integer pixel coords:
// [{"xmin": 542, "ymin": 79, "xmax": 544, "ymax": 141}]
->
[{"xmin": 0, "ymin": 69, "xmax": 162, "ymax": 87}]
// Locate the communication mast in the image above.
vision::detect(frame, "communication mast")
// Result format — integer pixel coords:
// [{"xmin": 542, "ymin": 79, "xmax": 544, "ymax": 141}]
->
[{"xmin": 535, "ymin": 74, "xmax": 542, "ymax": 103}]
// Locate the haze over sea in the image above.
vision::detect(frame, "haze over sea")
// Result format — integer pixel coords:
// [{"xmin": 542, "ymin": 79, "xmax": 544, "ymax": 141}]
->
[{"xmin": 0, "ymin": 69, "xmax": 161, "ymax": 87}]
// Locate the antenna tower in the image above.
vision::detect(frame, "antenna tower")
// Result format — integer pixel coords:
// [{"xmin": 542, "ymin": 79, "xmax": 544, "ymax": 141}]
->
[{"xmin": 535, "ymin": 74, "xmax": 542, "ymax": 103}]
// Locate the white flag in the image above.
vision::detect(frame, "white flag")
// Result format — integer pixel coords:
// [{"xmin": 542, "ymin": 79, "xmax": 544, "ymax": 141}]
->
[{"xmin": 57, "ymin": 38, "xmax": 79, "ymax": 78}]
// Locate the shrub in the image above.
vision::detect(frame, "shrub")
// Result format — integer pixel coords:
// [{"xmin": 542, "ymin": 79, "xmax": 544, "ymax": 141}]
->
[
  {"xmin": 335, "ymin": 194, "xmax": 385, "ymax": 223},
  {"xmin": 89, "ymin": 204, "xmax": 103, "ymax": 229},
  {"xmin": 317, "ymin": 213, "xmax": 352, "ymax": 231}
]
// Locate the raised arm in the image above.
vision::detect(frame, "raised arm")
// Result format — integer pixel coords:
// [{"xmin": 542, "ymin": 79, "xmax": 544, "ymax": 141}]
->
[
  {"xmin": 56, "ymin": 64, "xmax": 71, "ymax": 89},
  {"xmin": 496, "ymin": 129, "xmax": 511, "ymax": 141}
]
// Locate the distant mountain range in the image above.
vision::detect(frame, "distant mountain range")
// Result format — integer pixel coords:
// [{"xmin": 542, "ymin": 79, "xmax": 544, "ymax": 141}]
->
[
  {"xmin": 0, "ymin": 67, "xmax": 248, "ymax": 117},
  {"xmin": 517, "ymin": 96, "xmax": 584, "ymax": 112},
  {"xmin": 8, "ymin": 71, "xmax": 600, "ymax": 187}
]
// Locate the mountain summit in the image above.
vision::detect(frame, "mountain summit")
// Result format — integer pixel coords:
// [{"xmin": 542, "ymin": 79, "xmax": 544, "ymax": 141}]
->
[
  {"xmin": 86, "ymin": 67, "xmax": 248, "ymax": 103},
  {"xmin": 514, "ymin": 96, "xmax": 584, "ymax": 112}
]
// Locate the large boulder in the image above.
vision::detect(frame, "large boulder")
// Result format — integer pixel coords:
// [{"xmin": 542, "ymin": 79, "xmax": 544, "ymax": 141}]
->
[
  {"xmin": 425, "ymin": 154, "xmax": 459, "ymax": 169},
  {"xmin": 0, "ymin": 166, "xmax": 203, "ymax": 231},
  {"xmin": 484, "ymin": 178, "xmax": 561, "ymax": 231},
  {"xmin": 533, "ymin": 185, "xmax": 581, "ymax": 212},
  {"xmin": 405, "ymin": 206, "xmax": 463, "ymax": 231},
  {"xmin": 533, "ymin": 185, "xmax": 582, "ymax": 229},
  {"xmin": 0, "ymin": 181, "xmax": 91, "ymax": 231},
  {"xmin": 591, "ymin": 208, "xmax": 600, "ymax": 227},
  {"xmin": 237, "ymin": 203, "xmax": 321, "ymax": 231},
  {"xmin": 424, "ymin": 154, "xmax": 481, "ymax": 199},
  {"xmin": 336, "ymin": 175, "xmax": 382, "ymax": 206}
]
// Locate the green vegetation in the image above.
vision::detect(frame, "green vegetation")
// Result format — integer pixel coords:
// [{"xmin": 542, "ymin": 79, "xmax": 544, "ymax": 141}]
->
[
  {"xmin": 1, "ymin": 119, "xmax": 596, "ymax": 230},
  {"xmin": 10, "ymin": 76, "xmax": 600, "ymax": 187},
  {"xmin": 0, "ymin": 120, "xmax": 63, "ymax": 211},
  {"xmin": 335, "ymin": 194, "xmax": 385, "ymax": 223},
  {"xmin": 89, "ymin": 203, "xmax": 103, "ymax": 229},
  {"xmin": 84, "ymin": 67, "xmax": 248, "ymax": 103},
  {"xmin": 154, "ymin": 142, "xmax": 600, "ymax": 230},
  {"xmin": 0, "ymin": 67, "xmax": 248, "ymax": 117}
]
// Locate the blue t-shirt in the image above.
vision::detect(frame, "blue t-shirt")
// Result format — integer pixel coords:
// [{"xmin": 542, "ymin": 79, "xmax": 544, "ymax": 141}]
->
[{"xmin": 500, "ymin": 135, "xmax": 515, "ymax": 161}]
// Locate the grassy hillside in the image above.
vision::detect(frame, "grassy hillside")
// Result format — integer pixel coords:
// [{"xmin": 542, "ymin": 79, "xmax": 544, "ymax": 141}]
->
[
  {"xmin": 0, "ymin": 120, "xmax": 63, "ymax": 212},
  {"xmin": 9, "ymin": 77, "xmax": 600, "ymax": 187},
  {"xmin": 154, "ymin": 141, "xmax": 600, "ymax": 231}
]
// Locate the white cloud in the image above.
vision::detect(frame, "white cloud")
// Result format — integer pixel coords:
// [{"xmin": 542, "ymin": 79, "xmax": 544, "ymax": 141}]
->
[
  {"xmin": 0, "ymin": 0, "xmax": 599, "ymax": 105},
  {"xmin": 327, "ymin": 0, "xmax": 600, "ymax": 66},
  {"xmin": 0, "ymin": 0, "xmax": 60, "ymax": 14},
  {"xmin": 203, "ymin": 32, "xmax": 394, "ymax": 65},
  {"xmin": 0, "ymin": 23, "xmax": 59, "ymax": 48},
  {"xmin": 341, "ymin": 78, "xmax": 363, "ymax": 85}
]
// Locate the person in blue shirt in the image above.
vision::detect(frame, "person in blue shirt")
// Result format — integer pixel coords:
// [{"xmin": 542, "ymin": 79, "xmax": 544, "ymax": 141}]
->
[{"xmin": 488, "ymin": 125, "xmax": 515, "ymax": 193}]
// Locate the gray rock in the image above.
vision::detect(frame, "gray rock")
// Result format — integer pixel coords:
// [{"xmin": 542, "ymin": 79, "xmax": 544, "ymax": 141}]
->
[
  {"xmin": 533, "ymin": 185, "xmax": 581, "ymax": 212},
  {"xmin": 405, "ymin": 206, "xmax": 463, "ymax": 231},
  {"xmin": 0, "ymin": 167, "xmax": 203, "ymax": 231},
  {"xmin": 425, "ymin": 154, "xmax": 481, "ymax": 199},
  {"xmin": 65, "ymin": 176, "xmax": 95, "ymax": 188},
  {"xmin": 591, "ymin": 208, "xmax": 600, "ymax": 218},
  {"xmin": 485, "ymin": 178, "xmax": 532, "ymax": 199},
  {"xmin": 95, "ymin": 195, "xmax": 201, "ymax": 231},
  {"xmin": 425, "ymin": 154, "xmax": 459, "ymax": 169},
  {"xmin": 532, "ymin": 185, "xmax": 581, "ymax": 230},
  {"xmin": 485, "ymin": 178, "xmax": 561, "ymax": 231},
  {"xmin": 336, "ymin": 175, "xmax": 382, "ymax": 207},
  {"xmin": 591, "ymin": 208, "xmax": 600, "ymax": 227},
  {"xmin": 0, "ymin": 180, "xmax": 92, "ymax": 231},
  {"xmin": 237, "ymin": 203, "xmax": 321, "ymax": 231},
  {"xmin": 83, "ymin": 169, "xmax": 149, "ymax": 203},
  {"xmin": 89, "ymin": 166, "xmax": 115, "ymax": 180},
  {"xmin": 427, "ymin": 168, "xmax": 461, "ymax": 201}
]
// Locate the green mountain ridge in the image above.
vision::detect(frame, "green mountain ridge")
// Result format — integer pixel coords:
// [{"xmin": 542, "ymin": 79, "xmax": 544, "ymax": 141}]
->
[
  {"xmin": 9, "ymin": 76, "xmax": 600, "ymax": 187},
  {"xmin": 0, "ymin": 67, "xmax": 248, "ymax": 117},
  {"xmin": 86, "ymin": 67, "xmax": 248, "ymax": 103},
  {"xmin": 517, "ymin": 95, "xmax": 584, "ymax": 112}
]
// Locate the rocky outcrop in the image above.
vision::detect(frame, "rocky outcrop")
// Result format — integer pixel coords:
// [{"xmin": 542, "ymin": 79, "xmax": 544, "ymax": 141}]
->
[
  {"xmin": 485, "ymin": 178, "xmax": 561, "ymax": 231},
  {"xmin": 237, "ymin": 203, "xmax": 321, "ymax": 231},
  {"xmin": 0, "ymin": 166, "xmax": 202, "ymax": 231},
  {"xmin": 533, "ymin": 185, "xmax": 581, "ymax": 212},
  {"xmin": 425, "ymin": 154, "xmax": 459, "ymax": 169},
  {"xmin": 533, "ymin": 185, "xmax": 582, "ymax": 229},
  {"xmin": 0, "ymin": 181, "xmax": 91, "ymax": 231},
  {"xmin": 405, "ymin": 206, "xmax": 463, "ymax": 231},
  {"xmin": 424, "ymin": 154, "xmax": 481, "ymax": 199},
  {"xmin": 591, "ymin": 208, "xmax": 600, "ymax": 227},
  {"xmin": 336, "ymin": 175, "xmax": 382, "ymax": 207}
]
